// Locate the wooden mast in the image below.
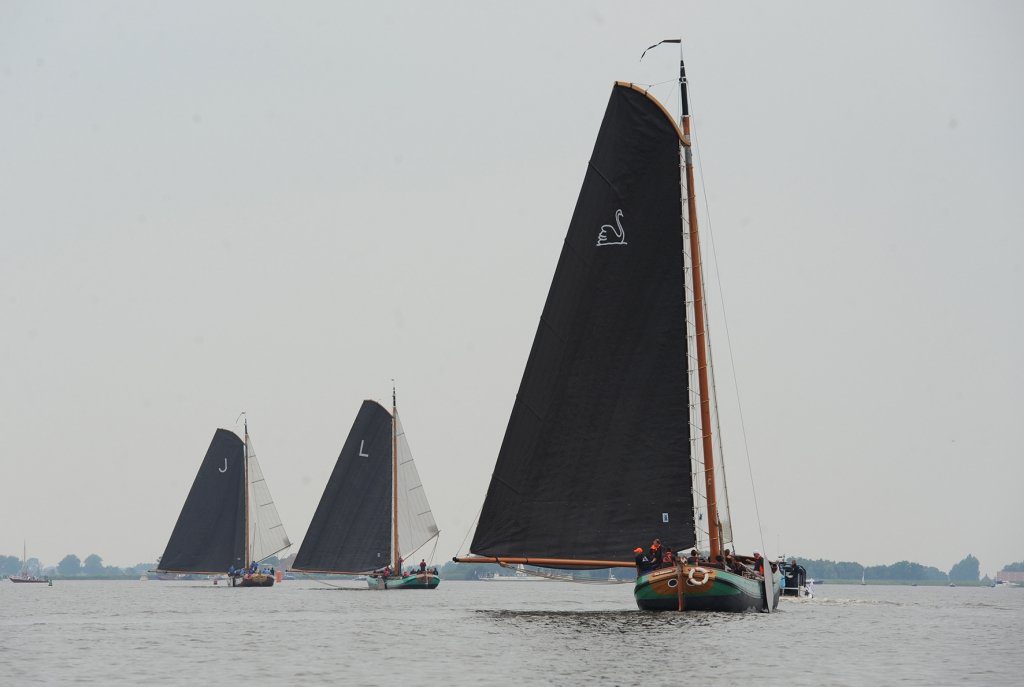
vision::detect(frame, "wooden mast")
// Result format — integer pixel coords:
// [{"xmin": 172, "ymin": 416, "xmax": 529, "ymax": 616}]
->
[
  {"xmin": 391, "ymin": 383, "xmax": 400, "ymax": 574},
  {"xmin": 243, "ymin": 415, "xmax": 251, "ymax": 567},
  {"xmin": 679, "ymin": 56, "xmax": 721, "ymax": 561}
]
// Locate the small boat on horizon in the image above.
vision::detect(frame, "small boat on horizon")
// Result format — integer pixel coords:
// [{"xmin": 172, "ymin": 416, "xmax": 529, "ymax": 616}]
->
[
  {"xmin": 479, "ymin": 564, "xmax": 549, "ymax": 582},
  {"xmin": 8, "ymin": 542, "xmax": 50, "ymax": 585},
  {"xmin": 154, "ymin": 416, "xmax": 291, "ymax": 587},
  {"xmin": 291, "ymin": 388, "xmax": 441, "ymax": 590}
]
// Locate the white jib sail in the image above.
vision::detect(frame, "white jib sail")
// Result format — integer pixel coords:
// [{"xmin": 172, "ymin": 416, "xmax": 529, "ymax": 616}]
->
[
  {"xmin": 246, "ymin": 435, "xmax": 292, "ymax": 563},
  {"xmin": 394, "ymin": 413, "xmax": 439, "ymax": 561}
]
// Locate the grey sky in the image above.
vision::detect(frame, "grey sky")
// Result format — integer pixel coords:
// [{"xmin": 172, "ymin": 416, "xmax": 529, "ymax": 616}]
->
[{"xmin": 2, "ymin": 1, "xmax": 1021, "ymax": 575}]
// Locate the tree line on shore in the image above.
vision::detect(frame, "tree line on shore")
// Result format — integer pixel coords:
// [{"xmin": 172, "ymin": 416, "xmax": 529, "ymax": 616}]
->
[
  {"xmin": 0, "ymin": 553, "xmax": 154, "ymax": 578},
  {"xmin": 0, "ymin": 553, "xmax": 289, "ymax": 579},
  {"xmin": 5, "ymin": 551, "xmax": 1022, "ymax": 582},
  {"xmin": 793, "ymin": 554, "xmax": 1008, "ymax": 583}
]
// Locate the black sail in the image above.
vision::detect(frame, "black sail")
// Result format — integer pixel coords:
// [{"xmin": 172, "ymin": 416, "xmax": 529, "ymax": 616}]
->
[
  {"xmin": 158, "ymin": 429, "xmax": 246, "ymax": 573},
  {"xmin": 471, "ymin": 84, "xmax": 694, "ymax": 563},
  {"xmin": 292, "ymin": 400, "xmax": 394, "ymax": 573}
]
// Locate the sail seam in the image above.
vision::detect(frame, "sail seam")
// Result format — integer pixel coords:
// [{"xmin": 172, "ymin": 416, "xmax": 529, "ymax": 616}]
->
[{"xmin": 587, "ymin": 160, "xmax": 618, "ymax": 196}]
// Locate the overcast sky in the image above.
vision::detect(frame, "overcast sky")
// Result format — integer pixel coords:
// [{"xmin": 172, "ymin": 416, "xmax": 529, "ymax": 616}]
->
[{"xmin": 2, "ymin": 1, "xmax": 1021, "ymax": 575}]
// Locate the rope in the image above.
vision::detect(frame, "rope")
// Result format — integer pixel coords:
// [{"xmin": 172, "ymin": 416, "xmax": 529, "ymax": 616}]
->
[
  {"xmin": 454, "ymin": 501, "xmax": 484, "ymax": 558},
  {"xmin": 497, "ymin": 561, "xmax": 632, "ymax": 585},
  {"xmin": 686, "ymin": 77, "xmax": 768, "ymax": 558},
  {"xmin": 632, "ymin": 78, "xmax": 678, "ymax": 89},
  {"xmin": 426, "ymin": 535, "xmax": 439, "ymax": 567},
  {"xmin": 297, "ymin": 571, "xmax": 359, "ymax": 590}
]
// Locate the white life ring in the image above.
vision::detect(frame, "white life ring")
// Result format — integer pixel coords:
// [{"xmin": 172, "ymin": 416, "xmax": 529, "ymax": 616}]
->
[{"xmin": 687, "ymin": 567, "xmax": 711, "ymax": 586}]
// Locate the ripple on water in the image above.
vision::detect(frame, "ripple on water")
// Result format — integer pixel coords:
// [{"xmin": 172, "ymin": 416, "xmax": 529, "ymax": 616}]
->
[{"xmin": 1, "ymin": 580, "xmax": 1021, "ymax": 685}]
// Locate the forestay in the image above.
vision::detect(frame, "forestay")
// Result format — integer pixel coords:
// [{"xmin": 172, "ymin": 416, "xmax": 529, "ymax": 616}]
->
[{"xmin": 395, "ymin": 414, "xmax": 439, "ymax": 558}]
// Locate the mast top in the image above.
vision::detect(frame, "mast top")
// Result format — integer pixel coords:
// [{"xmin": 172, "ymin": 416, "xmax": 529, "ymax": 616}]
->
[
  {"xmin": 639, "ymin": 38, "xmax": 681, "ymax": 62},
  {"xmin": 639, "ymin": 38, "xmax": 689, "ymax": 130}
]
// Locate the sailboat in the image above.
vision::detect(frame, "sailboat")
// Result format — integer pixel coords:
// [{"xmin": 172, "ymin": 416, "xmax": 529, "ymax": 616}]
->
[
  {"xmin": 455, "ymin": 43, "xmax": 780, "ymax": 612},
  {"xmin": 155, "ymin": 417, "xmax": 291, "ymax": 587},
  {"xmin": 479, "ymin": 564, "xmax": 548, "ymax": 582},
  {"xmin": 8, "ymin": 542, "xmax": 50, "ymax": 584},
  {"xmin": 291, "ymin": 390, "xmax": 441, "ymax": 590}
]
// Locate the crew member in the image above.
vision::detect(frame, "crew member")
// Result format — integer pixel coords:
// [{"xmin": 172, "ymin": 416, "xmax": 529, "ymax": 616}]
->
[
  {"xmin": 649, "ymin": 539, "xmax": 663, "ymax": 568},
  {"xmin": 634, "ymin": 547, "xmax": 654, "ymax": 573},
  {"xmin": 752, "ymin": 551, "xmax": 764, "ymax": 575}
]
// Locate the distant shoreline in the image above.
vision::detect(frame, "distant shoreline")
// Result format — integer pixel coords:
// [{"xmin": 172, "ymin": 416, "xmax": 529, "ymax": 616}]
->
[
  {"xmin": 818, "ymin": 579, "xmax": 1015, "ymax": 587},
  {"xmin": 14, "ymin": 576, "xmax": 1021, "ymax": 587}
]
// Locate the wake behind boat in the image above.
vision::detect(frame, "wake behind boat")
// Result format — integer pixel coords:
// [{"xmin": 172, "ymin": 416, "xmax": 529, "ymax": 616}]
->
[
  {"xmin": 456, "ymin": 43, "xmax": 779, "ymax": 612},
  {"xmin": 155, "ymin": 417, "xmax": 291, "ymax": 587},
  {"xmin": 291, "ymin": 389, "xmax": 441, "ymax": 590}
]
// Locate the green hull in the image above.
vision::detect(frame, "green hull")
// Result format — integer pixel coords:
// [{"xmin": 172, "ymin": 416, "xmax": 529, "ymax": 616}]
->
[
  {"xmin": 367, "ymin": 573, "xmax": 440, "ymax": 590},
  {"xmin": 634, "ymin": 566, "xmax": 780, "ymax": 612}
]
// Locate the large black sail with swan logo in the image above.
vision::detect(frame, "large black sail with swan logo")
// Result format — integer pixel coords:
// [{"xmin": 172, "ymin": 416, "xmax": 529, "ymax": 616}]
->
[
  {"xmin": 158, "ymin": 429, "xmax": 247, "ymax": 573},
  {"xmin": 471, "ymin": 83, "xmax": 694, "ymax": 563},
  {"xmin": 292, "ymin": 400, "xmax": 394, "ymax": 573}
]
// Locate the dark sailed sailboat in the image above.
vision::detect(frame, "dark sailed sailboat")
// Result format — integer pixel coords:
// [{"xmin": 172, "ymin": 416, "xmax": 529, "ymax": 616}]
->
[
  {"xmin": 291, "ymin": 392, "xmax": 440, "ymax": 590},
  {"xmin": 455, "ymin": 46, "xmax": 779, "ymax": 612},
  {"xmin": 156, "ymin": 418, "xmax": 291, "ymax": 587}
]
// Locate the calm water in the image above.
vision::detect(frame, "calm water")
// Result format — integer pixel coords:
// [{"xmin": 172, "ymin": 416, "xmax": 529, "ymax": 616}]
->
[{"xmin": 2, "ymin": 579, "xmax": 1021, "ymax": 685}]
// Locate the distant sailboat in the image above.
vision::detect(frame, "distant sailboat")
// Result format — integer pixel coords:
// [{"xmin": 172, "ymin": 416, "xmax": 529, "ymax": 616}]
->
[
  {"xmin": 456, "ymin": 43, "xmax": 780, "ymax": 612},
  {"xmin": 291, "ymin": 390, "xmax": 440, "ymax": 590},
  {"xmin": 155, "ymin": 418, "xmax": 291, "ymax": 587},
  {"xmin": 8, "ymin": 542, "xmax": 49, "ymax": 584},
  {"xmin": 480, "ymin": 564, "xmax": 548, "ymax": 582}
]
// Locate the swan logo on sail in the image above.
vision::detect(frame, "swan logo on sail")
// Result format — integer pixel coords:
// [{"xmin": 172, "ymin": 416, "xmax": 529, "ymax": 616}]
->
[{"xmin": 596, "ymin": 209, "xmax": 627, "ymax": 247}]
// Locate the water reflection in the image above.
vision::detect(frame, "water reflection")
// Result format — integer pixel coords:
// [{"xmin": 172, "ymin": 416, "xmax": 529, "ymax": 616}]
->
[{"xmin": 479, "ymin": 608, "xmax": 754, "ymax": 635}]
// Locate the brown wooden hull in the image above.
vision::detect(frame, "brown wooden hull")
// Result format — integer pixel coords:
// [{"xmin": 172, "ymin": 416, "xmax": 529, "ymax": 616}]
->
[{"xmin": 233, "ymin": 573, "xmax": 274, "ymax": 588}]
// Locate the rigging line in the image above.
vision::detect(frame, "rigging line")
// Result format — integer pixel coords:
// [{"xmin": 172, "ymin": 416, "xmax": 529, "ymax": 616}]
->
[
  {"xmin": 632, "ymin": 78, "xmax": 678, "ymax": 89},
  {"xmin": 686, "ymin": 79, "xmax": 767, "ymax": 557},
  {"xmin": 255, "ymin": 544, "xmax": 291, "ymax": 564},
  {"xmin": 426, "ymin": 534, "xmax": 439, "ymax": 566},
  {"xmin": 455, "ymin": 501, "xmax": 484, "ymax": 558},
  {"xmin": 498, "ymin": 562, "xmax": 632, "ymax": 585},
  {"xmin": 297, "ymin": 570, "xmax": 355, "ymax": 590},
  {"xmin": 398, "ymin": 531, "xmax": 440, "ymax": 561}
]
